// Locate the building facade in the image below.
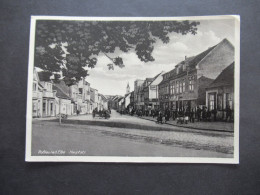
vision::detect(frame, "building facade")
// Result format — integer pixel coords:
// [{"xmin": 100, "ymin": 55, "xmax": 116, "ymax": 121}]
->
[
  {"xmin": 206, "ymin": 62, "xmax": 234, "ymax": 120},
  {"xmin": 38, "ymin": 72, "xmax": 56, "ymax": 117},
  {"xmin": 143, "ymin": 71, "xmax": 165, "ymax": 111},
  {"xmin": 158, "ymin": 38, "xmax": 234, "ymax": 111},
  {"xmin": 32, "ymin": 69, "xmax": 43, "ymax": 118},
  {"xmin": 134, "ymin": 79, "xmax": 145, "ymax": 110},
  {"xmin": 53, "ymin": 85, "xmax": 73, "ymax": 116}
]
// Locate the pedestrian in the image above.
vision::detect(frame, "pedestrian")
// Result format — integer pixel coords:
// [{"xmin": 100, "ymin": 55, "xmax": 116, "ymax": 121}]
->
[
  {"xmin": 226, "ymin": 105, "xmax": 231, "ymax": 122},
  {"xmin": 212, "ymin": 109, "xmax": 217, "ymax": 121},
  {"xmin": 207, "ymin": 108, "xmax": 211, "ymax": 122},
  {"xmin": 92, "ymin": 109, "xmax": 95, "ymax": 118},
  {"xmin": 184, "ymin": 109, "xmax": 189, "ymax": 124},
  {"xmin": 202, "ymin": 106, "xmax": 207, "ymax": 121},
  {"xmin": 190, "ymin": 109, "xmax": 195, "ymax": 123},
  {"xmin": 197, "ymin": 106, "xmax": 201, "ymax": 122}
]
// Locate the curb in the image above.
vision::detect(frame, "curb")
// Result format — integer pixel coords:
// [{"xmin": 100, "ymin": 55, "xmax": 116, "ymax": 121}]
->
[{"xmin": 137, "ymin": 116, "xmax": 233, "ymax": 133}]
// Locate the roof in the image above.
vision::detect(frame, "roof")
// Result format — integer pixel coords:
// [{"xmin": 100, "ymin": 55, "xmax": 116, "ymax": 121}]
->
[
  {"xmin": 158, "ymin": 39, "xmax": 233, "ymax": 86},
  {"xmin": 187, "ymin": 46, "xmax": 216, "ymax": 69},
  {"xmin": 208, "ymin": 62, "xmax": 234, "ymax": 89},
  {"xmin": 118, "ymin": 97, "xmax": 124, "ymax": 101},
  {"xmin": 146, "ymin": 78, "xmax": 154, "ymax": 82},
  {"xmin": 99, "ymin": 93, "xmax": 107, "ymax": 100},
  {"xmin": 53, "ymin": 85, "xmax": 71, "ymax": 100},
  {"xmin": 90, "ymin": 87, "xmax": 97, "ymax": 92},
  {"xmin": 54, "ymin": 80, "xmax": 70, "ymax": 95}
]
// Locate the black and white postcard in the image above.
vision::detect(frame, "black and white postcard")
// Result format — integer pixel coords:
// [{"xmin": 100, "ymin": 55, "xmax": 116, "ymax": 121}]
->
[{"xmin": 26, "ymin": 15, "xmax": 240, "ymax": 163}]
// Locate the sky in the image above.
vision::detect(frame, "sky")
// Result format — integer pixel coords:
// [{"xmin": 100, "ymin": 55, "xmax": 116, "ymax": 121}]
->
[{"xmin": 85, "ymin": 18, "xmax": 235, "ymax": 96}]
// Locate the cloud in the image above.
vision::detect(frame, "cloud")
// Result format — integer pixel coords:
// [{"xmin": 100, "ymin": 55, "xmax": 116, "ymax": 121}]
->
[{"xmin": 85, "ymin": 19, "xmax": 235, "ymax": 96}]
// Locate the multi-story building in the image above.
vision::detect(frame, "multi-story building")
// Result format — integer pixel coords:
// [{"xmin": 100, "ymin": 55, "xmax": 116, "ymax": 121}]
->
[
  {"xmin": 78, "ymin": 80, "xmax": 91, "ymax": 114},
  {"xmin": 98, "ymin": 94, "xmax": 108, "ymax": 110},
  {"xmin": 90, "ymin": 87, "xmax": 98, "ymax": 111},
  {"xmin": 158, "ymin": 38, "xmax": 234, "ymax": 111},
  {"xmin": 134, "ymin": 79, "xmax": 145, "ymax": 110},
  {"xmin": 143, "ymin": 71, "xmax": 165, "ymax": 111},
  {"xmin": 206, "ymin": 62, "xmax": 234, "ymax": 120},
  {"xmin": 32, "ymin": 69, "xmax": 43, "ymax": 118},
  {"xmin": 38, "ymin": 72, "xmax": 56, "ymax": 117}
]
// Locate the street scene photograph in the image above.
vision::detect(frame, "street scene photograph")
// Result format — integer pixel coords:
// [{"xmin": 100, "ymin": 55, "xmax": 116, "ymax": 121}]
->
[{"xmin": 26, "ymin": 16, "xmax": 240, "ymax": 163}]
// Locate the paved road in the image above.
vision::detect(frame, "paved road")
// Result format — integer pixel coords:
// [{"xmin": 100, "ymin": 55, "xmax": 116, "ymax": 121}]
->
[{"xmin": 31, "ymin": 110, "xmax": 233, "ymax": 157}]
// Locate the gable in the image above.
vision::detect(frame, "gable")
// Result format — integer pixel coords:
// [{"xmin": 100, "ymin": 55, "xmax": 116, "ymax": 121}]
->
[{"xmin": 197, "ymin": 39, "xmax": 234, "ymax": 80}]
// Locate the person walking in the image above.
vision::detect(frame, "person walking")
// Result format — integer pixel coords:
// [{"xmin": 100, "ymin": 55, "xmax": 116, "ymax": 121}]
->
[
  {"xmin": 207, "ymin": 108, "xmax": 211, "ymax": 122},
  {"xmin": 226, "ymin": 105, "xmax": 231, "ymax": 122},
  {"xmin": 202, "ymin": 106, "xmax": 207, "ymax": 121},
  {"xmin": 92, "ymin": 109, "xmax": 95, "ymax": 119},
  {"xmin": 197, "ymin": 106, "xmax": 201, "ymax": 122},
  {"xmin": 190, "ymin": 109, "xmax": 195, "ymax": 123}
]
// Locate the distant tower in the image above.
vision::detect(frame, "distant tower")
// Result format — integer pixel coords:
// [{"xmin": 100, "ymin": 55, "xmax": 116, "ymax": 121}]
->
[{"xmin": 126, "ymin": 82, "xmax": 130, "ymax": 94}]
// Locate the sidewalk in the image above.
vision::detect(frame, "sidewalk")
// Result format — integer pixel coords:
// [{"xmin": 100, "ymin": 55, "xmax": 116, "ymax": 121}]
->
[{"xmin": 138, "ymin": 115, "xmax": 234, "ymax": 132}]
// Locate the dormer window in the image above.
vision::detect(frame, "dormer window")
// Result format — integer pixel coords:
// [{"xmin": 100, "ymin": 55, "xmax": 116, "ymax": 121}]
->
[
  {"xmin": 183, "ymin": 64, "xmax": 186, "ymax": 71},
  {"xmin": 176, "ymin": 66, "xmax": 179, "ymax": 74}
]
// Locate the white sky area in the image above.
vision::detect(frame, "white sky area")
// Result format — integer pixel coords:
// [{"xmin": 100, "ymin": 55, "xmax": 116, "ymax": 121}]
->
[{"xmin": 84, "ymin": 19, "xmax": 235, "ymax": 96}]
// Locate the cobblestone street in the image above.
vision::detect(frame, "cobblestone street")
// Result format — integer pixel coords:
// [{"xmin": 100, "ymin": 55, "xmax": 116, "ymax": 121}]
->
[{"xmin": 32, "ymin": 110, "xmax": 234, "ymax": 157}]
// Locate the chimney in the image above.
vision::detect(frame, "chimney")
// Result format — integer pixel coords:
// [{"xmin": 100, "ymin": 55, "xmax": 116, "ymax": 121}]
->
[{"xmin": 185, "ymin": 56, "xmax": 187, "ymax": 60}]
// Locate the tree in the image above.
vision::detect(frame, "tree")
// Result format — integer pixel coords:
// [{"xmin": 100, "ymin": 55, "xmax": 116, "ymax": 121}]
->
[{"xmin": 34, "ymin": 20, "xmax": 200, "ymax": 85}]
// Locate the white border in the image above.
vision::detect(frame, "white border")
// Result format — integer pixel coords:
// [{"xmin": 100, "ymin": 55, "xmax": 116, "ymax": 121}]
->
[{"xmin": 26, "ymin": 15, "xmax": 240, "ymax": 163}]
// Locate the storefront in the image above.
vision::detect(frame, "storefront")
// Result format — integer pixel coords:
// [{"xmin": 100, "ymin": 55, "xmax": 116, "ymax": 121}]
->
[{"xmin": 42, "ymin": 98, "xmax": 55, "ymax": 117}]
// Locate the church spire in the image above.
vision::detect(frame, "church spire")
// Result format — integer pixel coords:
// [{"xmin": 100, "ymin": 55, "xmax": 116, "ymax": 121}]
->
[{"xmin": 126, "ymin": 82, "xmax": 130, "ymax": 94}]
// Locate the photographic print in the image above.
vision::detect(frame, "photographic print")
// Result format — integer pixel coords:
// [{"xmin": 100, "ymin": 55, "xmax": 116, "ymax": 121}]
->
[{"xmin": 26, "ymin": 16, "xmax": 240, "ymax": 163}]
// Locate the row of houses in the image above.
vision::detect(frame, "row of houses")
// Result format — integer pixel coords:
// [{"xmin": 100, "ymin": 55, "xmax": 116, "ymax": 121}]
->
[
  {"xmin": 109, "ymin": 38, "xmax": 235, "ymax": 120},
  {"xmin": 32, "ymin": 69, "xmax": 108, "ymax": 118}
]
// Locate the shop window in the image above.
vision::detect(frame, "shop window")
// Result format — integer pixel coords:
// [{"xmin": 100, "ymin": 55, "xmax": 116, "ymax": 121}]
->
[
  {"xmin": 209, "ymin": 94, "xmax": 215, "ymax": 110},
  {"xmin": 217, "ymin": 95, "xmax": 223, "ymax": 110},
  {"xmin": 226, "ymin": 93, "xmax": 233, "ymax": 110}
]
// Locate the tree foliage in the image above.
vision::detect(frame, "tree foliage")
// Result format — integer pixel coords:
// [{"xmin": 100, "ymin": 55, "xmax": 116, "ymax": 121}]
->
[{"xmin": 34, "ymin": 20, "xmax": 200, "ymax": 85}]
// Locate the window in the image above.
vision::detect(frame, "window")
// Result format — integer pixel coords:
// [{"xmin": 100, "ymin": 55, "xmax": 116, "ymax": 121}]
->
[
  {"xmin": 217, "ymin": 95, "xmax": 223, "ymax": 110},
  {"xmin": 209, "ymin": 94, "xmax": 215, "ymax": 110},
  {"xmin": 179, "ymin": 81, "xmax": 183, "ymax": 93},
  {"xmin": 183, "ymin": 80, "xmax": 185, "ymax": 92},
  {"xmin": 173, "ymin": 82, "xmax": 175, "ymax": 94},
  {"xmin": 43, "ymin": 102, "xmax": 46, "ymax": 112},
  {"xmin": 170, "ymin": 82, "xmax": 173, "ymax": 95},
  {"xmin": 189, "ymin": 80, "xmax": 194, "ymax": 91},
  {"xmin": 176, "ymin": 66, "xmax": 179, "ymax": 74},
  {"xmin": 79, "ymin": 88, "xmax": 83, "ymax": 94},
  {"xmin": 176, "ymin": 81, "xmax": 179, "ymax": 94},
  {"xmin": 183, "ymin": 64, "xmax": 186, "ymax": 71},
  {"xmin": 226, "ymin": 93, "xmax": 233, "ymax": 109},
  {"xmin": 33, "ymin": 83, "xmax": 37, "ymax": 91}
]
